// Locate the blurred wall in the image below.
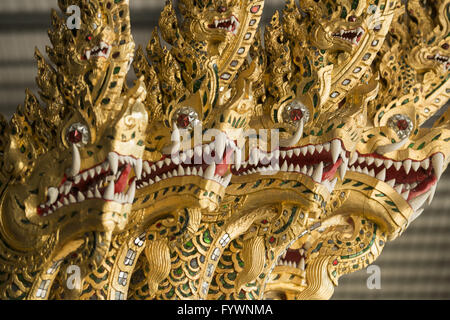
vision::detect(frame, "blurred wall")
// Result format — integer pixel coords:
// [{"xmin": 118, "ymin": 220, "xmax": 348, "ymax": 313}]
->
[{"xmin": 0, "ymin": 0, "xmax": 448, "ymax": 299}]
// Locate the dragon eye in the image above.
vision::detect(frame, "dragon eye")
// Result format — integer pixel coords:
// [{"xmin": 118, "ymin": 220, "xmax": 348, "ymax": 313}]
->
[
  {"xmin": 66, "ymin": 123, "xmax": 90, "ymax": 146},
  {"xmin": 172, "ymin": 107, "xmax": 200, "ymax": 130},
  {"xmin": 282, "ymin": 101, "xmax": 310, "ymax": 126},
  {"xmin": 86, "ymin": 34, "xmax": 93, "ymax": 41},
  {"xmin": 387, "ymin": 114, "xmax": 413, "ymax": 140}
]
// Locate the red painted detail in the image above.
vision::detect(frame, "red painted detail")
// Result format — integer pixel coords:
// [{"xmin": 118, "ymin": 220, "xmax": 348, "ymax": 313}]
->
[
  {"xmin": 176, "ymin": 113, "xmax": 191, "ymax": 129},
  {"xmin": 68, "ymin": 129, "xmax": 83, "ymax": 144},
  {"xmin": 322, "ymin": 158, "xmax": 343, "ymax": 182},
  {"xmin": 250, "ymin": 5, "xmax": 260, "ymax": 13},
  {"xmin": 215, "ymin": 148, "xmax": 235, "ymax": 176},
  {"xmin": 407, "ymin": 175, "xmax": 437, "ymax": 201},
  {"xmin": 115, "ymin": 164, "xmax": 132, "ymax": 194},
  {"xmin": 396, "ymin": 119, "xmax": 409, "ymax": 131},
  {"xmin": 290, "ymin": 109, "xmax": 303, "ymax": 122}
]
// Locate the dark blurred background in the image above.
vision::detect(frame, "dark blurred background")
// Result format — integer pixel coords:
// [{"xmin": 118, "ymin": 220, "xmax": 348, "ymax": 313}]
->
[{"xmin": 0, "ymin": 0, "xmax": 448, "ymax": 299}]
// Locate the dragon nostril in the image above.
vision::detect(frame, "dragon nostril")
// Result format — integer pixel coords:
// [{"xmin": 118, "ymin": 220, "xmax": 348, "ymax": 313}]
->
[
  {"xmin": 218, "ymin": 6, "xmax": 227, "ymax": 13},
  {"xmin": 348, "ymin": 16, "xmax": 357, "ymax": 22}
]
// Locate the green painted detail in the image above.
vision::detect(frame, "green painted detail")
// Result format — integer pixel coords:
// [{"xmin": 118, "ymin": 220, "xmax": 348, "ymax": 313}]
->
[
  {"xmin": 417, "ymin": 142, "xmax": 425, "ymax": 150},
  {"xmin": 326, "ymin": 124, "xmax": 334, "ymax": 133},
  {"xmin": 385, "ymin": 200, "xmax": 396, "ymax": 207},
  {"xmin": 303, "ymin": 80, "xmax": 315, "ymax": 94},
  {"xmin": 432, "ymin": 133, "xmax": 442, "ymax": 141},
  {"xmin": 311, "ymin": 242, "xmax": 323, "ymax": 253},
  {"xmin": 203, "ymin": 229, "xmax": 212, "ymax": 244},
  {"xmin": 274, "ymin": 206, "xmax": 297, "ymax": 235}
]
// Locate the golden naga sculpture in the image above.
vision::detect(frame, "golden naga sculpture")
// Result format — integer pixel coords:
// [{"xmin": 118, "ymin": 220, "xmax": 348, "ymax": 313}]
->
[{"xmin": 0, "ymin": 0, "xmax": 448, "ymax": 300}]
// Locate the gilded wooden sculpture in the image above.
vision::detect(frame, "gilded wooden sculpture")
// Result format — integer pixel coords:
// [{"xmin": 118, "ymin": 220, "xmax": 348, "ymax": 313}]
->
[{"xmin": 0, "ymin": 0, "xmax": 448, "ymax": 300}]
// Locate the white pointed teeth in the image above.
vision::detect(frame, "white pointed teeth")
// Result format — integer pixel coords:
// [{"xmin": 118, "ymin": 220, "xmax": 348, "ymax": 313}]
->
[
  {"xmin": 77, "ymin": 192, "xmax": 85, "ymax": 202},
  {"xmin": 135, "ymin": 159, "xmax": 143, "ymax": 180},
  {"xmin": 386, "ymin": 179, "xmax": 396, "ymax": 188},
  {"xmin": 126, "ymin": 180, "xmax": 136, "ymax": 203},
  {"xmin": 372, "ymin": 168, "xmax": 385, "ymax": 181},
  {"xmin": 401, "ymin": 190, "xmax": 410, "ymax": 200},
  {"xmin": 215, "ymin": 133, "xmax": 227, "ymax": 161},
  {"xmin": 67, "ymin": 144, "xmax": 81, "ymax": 177},
  {"xmin": 223, "ymin": 173, "xmax": 232, "ymax": 187},
  {"xmin": 432, "ymin": 153, "xmax": 445, "ymax": 180},
  {"xmin": 403, "ymin": 159, "xmax": 412, "ymax": 174},
  {"xmin": 427, "ymin": 184, "xmax": 437, "ymax": 205},
  {"xmin": 234, "ymin": 148, "xmax": 242, "ymax": 171},
  {"xmin": 331, "ymin": 140, "xmax": 342, "ymax": 164},
  {"xmin": 47, "ymin": 187, "xmax": 59, "ymax": 206},
  {"xmin": 104, "ymin": 180, "xmax": 115, "ymax": 201},
  {"xmin": 312, "ymin": 162, "xmax": 324, "ymax": 183},
  {"xmin": 40, "ymin": 154, "xmax": 144, "ymax": 215},
  {"xmin": 323, "ymin": 177, "xmax": 338, "ymax": 193},
  {"xmin": 204, "ymin": 163, "xmax": 216, "ymax": 180},
  {"xmin": 421, "ymin": 158, "xmax": 430, "ymax": 170},
  {"xmin": 411, "ymin": 161, "xmax": 421, "ymax": 172},
  {"xmin": 369, "ymin": 158, "xmax": 380, "ymax": 167},
  {"xmin": 409, "ymin": 189, "xmax": 432, "ymax": 212},
  {"xmin": 384, "ymin": 159, "xmax": 393, "ymax": 169},
  {"xmin": 349, "ymin": 152, "xmax": 358, "ymax": 166},
  {"xmin": 339, "ymin": 162, "xmax": 347, "ymax": 181},
  {"xmin": 108, "ymin": 152, "xmax": 119, "ymax": 175}
]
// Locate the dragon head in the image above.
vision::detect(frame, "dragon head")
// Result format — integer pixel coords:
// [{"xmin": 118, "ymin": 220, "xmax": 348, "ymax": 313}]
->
[
  {"xmin": 0, "ymin": 0, "xmax": 148, "ymax": 285},
  {"xmin": 178, "ymin": 0, "xmax": 261, "ymax": 43},
  {"xmin": 408, "ymin": 0, "xmax": 450, "ymax": 73},
  {"xmin": 287, "ymin": 0, "xmax": 395, "ymax": 52},
  {"xmin": 130, "ymin": 1, "xmax": 267, "ymax": 242}
]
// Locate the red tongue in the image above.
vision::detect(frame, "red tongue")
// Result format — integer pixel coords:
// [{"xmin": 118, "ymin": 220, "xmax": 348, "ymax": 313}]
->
[
  {"xmin": 115, "ymin": 164, "xmax": 132, "ymax": 194},
  {"xmin": 215, "ymin": 148, "xmax": 235, "ymax": 176},
  {"xmin": 322, "ymin": 159, "xmax": 343, "ymax": 182}
]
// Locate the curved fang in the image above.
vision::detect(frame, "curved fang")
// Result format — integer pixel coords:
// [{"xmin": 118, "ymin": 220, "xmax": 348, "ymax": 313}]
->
[
  {"xmin": 375, "ymin": 138, "xmax": 409, "ymax": 155},
  {"xmin": 67, "ymin": 144, "xmax": 81, "ymax": 177},
  {"xmin": 280, "ymin": 120, "xmax": 304, "ymax": 148}
]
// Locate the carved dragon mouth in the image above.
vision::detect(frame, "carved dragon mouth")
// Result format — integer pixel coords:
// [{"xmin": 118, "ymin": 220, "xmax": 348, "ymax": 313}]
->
[
  {"xmin": 231, "ymin": 139, "xmax": 349, "ymax": 193},
  {"xmin": 136, "ymin": 138, "xmax": 239, "ymax": 190},
  {"xmin": 348, "ymin": 152, "xmax": 444, "ymax": 212},
  {"xmin": 276, "ymin": 247, "xmax": 308, "ymax": 272},
  {"xmin": 207, "ymin": 15, "xmax": 240, "ymax": 35},
  {"xmin": 332, "ymin": 27, "xmax": 365, "ymax": 45},
  {"xmin": 81, "ymin": 42, "xmax": 112, "ymax": 60},
  {"xmin": 37, "ymin": 152, "xmax": 141, "ymax": 217},
  {"xmin": 427, "ymin": 53, "xmax": 450, "ymax": 71}
]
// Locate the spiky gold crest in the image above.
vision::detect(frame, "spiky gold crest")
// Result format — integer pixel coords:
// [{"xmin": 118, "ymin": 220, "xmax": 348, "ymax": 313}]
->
[{"xmin": 0, "ymin": 0, "xmax": 449, "ymax": 300}]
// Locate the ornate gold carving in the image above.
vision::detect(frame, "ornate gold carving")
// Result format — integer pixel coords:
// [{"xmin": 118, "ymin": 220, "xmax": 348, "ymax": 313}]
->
[{"xmin": 0, "ymin": 0, "xmax": 449, "ymax": 301}]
